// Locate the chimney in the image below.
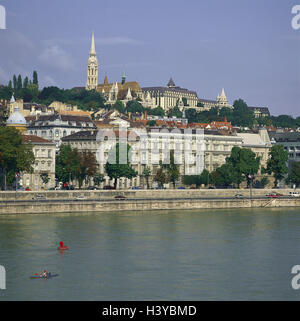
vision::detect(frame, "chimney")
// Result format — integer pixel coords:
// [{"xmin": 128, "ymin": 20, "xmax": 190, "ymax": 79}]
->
[{"xmin": 128, "ymin": 112, "xmax": 132, "ymax": 120}]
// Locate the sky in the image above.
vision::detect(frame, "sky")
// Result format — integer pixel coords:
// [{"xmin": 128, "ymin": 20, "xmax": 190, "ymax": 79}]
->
[{"xmin": 0, "ymin": 0, "xmax": 299, "ymax": 116}]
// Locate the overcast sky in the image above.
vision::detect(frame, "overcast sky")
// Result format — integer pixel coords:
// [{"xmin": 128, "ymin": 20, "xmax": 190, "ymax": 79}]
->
[{"xmin": 0, "ymin": 0, "xmax": 299, "ymax": 116}]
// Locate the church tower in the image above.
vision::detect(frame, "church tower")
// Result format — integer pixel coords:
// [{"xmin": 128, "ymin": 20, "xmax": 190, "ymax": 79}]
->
[{"xmin": 86, "ymin": 32, "xmax": 99, "ymax": 90}]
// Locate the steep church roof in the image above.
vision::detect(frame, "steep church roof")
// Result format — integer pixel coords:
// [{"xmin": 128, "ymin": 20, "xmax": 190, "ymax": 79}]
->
[{"xmin": 167, "ymin": 78, "xmax": 176, "ymax": 88}]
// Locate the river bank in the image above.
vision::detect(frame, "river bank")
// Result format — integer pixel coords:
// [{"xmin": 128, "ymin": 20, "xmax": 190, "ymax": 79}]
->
[{"xmin": 0, "ymin": 189, "xmax": 300, "ymax": 215}]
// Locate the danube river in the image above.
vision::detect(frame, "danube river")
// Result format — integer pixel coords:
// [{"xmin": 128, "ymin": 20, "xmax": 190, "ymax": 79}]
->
[{"xmin": 0, "ymin": 208, "xmax": 300, "ymax": 301}]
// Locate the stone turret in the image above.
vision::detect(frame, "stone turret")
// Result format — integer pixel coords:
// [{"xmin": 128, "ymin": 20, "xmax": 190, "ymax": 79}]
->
[
  {"xmin": 126, "ymin": 88, "xmax": 132, "ymax": 100},
  {"xmin": 217, "ymin": 88, "xmax": 230, "ymax": 107}
]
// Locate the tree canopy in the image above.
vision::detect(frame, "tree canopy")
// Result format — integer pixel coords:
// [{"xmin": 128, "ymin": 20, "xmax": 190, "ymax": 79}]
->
[
  {"xmin": 0, "ymin": 127, "xmax": 35, "ymax": 189},
  {"xmin": 265, "ymin": 145, "xmax": 289, "ymax": 187},
  {"xmin": 287, "ymin": 161, "xmax": 300, "ymax": 187},
  {"xmin": 105, "ymin": 143, "xmax": 137, "ymax": 189}
]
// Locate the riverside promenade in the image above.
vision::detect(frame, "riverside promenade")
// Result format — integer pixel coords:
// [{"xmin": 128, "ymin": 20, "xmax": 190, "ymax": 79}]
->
[{"xmin": 0, "ymin": 189, "xmax": 299, "ymax": 215}]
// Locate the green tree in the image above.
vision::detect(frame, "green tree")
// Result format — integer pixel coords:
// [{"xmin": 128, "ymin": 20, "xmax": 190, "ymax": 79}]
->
[
  {"xmin": 93, "ymin": 173, "xmax": 105, "ymax": 187},
  {"xmin": 182, "ymin": 97, "xmax": 188, "ymax": 106},
  {"xmin": 168, "ymin": 106, "xmax": 182, "ymax": 118},
  {"xmin": 17, "ymin": 75, "xmax": 22, "ymax": 91},
  {"xmin": 126, "ymin": 100, "xmax": 144, "ymax": 114},
  {"xmin": 199, "ymin": 169, "xmax": 212, "ymax": 186},
  {"xmin": 23, "ymin": 76, "xmax": 29, "ymax": 88},
  {"xmin": 286, "ymin": 162, "xmax": 300, "ymax": 187},
  {"xmin": 182, "ymin": 174, "xmax": 207, "ymax": 188},
  {"xmin": 76, "ymin": 151, "xmax": 98, "ymax": 189},
  {"xmin": 105, "ymin": 143, "xmax": 137, "ymax": 189},
  {"xmin": 154, "ymin": 166, "xmax": 168, "ymax": 188},
  {"xmin": 211, "ymin": 163, "xmax": 235, "ymax": 188},
  {"xmin": 55, "ymin": 144, "xmax": 80, "ymax": 184},
  {"xmin": 33, "ymin": 71, "xmax": 38, "ymax": 88},
  {"xmin": 13, "ymin": 75, "xmax": 17, "ymax": 90},
  {"xmin": 146, "ymin": 106, "xmax": 165, "ymax": 117},
  {"xmin": 226, "ymin": 146, "xmax": 260, "ymax": 188},
  {"xmin": 0, "ymin": 127, "xmax": 34, "ymax": 189},
  {"xmin": 113, "ymin": 100, "xmax": 125, "ymax": 114},
  {"xmin": 162, "ymin": 150, "xmax": 180, "ymax": 188},
  {"xmin": 232, "ymin": 99, "xmax": 254, "ymax": 128},
  {"xmin": 146, "ymin": 120, "xmax": 156, "ymax": 127},
  {"xmin": 142, "ymin": 166, "xmax": 151, "ymax": 189},
  {"xmin": 0, "ymin": 86, "xmax": 13, "ymax": 100},
  {"xmin": 26, "ymin": 84, "xmax": 39, "ymax": 102},
  {"xmin": 265, "ymin": 145, "xmax": 289, "ymax": 187}
]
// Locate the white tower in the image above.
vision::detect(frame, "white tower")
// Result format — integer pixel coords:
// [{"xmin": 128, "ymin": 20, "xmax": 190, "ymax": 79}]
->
[
  {"xmin": 86, "ymin": 32, "xmax": 99, "ymax": 90},
  {"xmin": 217, "ymin": 88, "xmax": 229, "ymax": 107}
]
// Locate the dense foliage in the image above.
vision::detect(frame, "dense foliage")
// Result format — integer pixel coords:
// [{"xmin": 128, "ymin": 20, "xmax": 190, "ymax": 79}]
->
[
  {"xmin": 0, "ymin": 71, "xmax": 106, "ymax": 111},
  {"xmin": 0, "ymin": 127, "xmax": 35, "ymax": 189},
  {"xmin": 265, "ymin": 145, "xmax": 289, "ymax": 187},
  {"xmin": 105, "ymin": 143, "xmax": 137, "ymax": 189},
  {"xmin": 56, "ymin": 144, "xmax": 98, "ymax": 188}
]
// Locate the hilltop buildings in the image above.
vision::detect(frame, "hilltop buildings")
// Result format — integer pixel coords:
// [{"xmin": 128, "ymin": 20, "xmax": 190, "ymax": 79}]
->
[{"xmin": 85, "ymin": 32, "xmax": 234, "ymax": 113}]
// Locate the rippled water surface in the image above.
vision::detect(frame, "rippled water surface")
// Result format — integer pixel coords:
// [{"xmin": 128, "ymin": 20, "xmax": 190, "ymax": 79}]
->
[{"xmin": 0, "ymin": 208, "xmax": 300, "ymax": 300}]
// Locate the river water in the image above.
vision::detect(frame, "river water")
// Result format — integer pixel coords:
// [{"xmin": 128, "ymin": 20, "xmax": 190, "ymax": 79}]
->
[{"xmin": 0, "ymin": 208, "xmax": 300, "ymax": 301}]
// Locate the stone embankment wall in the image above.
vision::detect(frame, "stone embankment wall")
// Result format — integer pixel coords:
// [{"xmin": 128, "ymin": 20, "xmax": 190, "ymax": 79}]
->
[
  {"xmin": 0, "ymin": 189, "xmax": 299, "ymax": 215},
  {"xmin": 0, "ymin": 188, "xmax": 298, "ymax": 201}
]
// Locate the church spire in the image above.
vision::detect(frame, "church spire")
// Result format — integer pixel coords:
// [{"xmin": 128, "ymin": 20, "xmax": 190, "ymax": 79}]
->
[
  {"xmin": 86, "ymin": 32, "xmax": 99, "ymax": 90},
  {"xmin": 90, "ymin": 32, "xmax": 96, "ymax": 55},
  {"xmin": 122, "ymin": 71, "xmax": 126, "ymax": 85}
]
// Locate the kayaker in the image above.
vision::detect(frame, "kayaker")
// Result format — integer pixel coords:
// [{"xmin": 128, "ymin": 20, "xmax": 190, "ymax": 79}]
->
[{"xmin": 41, "ymin": 270, "xmax": 47, "ymax": 278}]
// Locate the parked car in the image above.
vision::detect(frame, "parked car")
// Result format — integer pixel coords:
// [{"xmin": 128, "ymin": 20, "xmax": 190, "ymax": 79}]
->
[
  {"xmin": 266, "ymin": 192, "xmax": 283, "ymax": 198},
  {"xmin": 114, "ymin": 195, "xmax": 127, "ymax": 200},
  {"xmin": 289, "ymin": 192, "xmax": 300, "ymax": 198},
  {"xmin": 87, "ymin": 186, "xmax": 99, "ymax": 190},
  {"xmin": 25, "ymin": 187, "xmax": 31, "ymax": 191},
  {"xmin": 104, "ymin": 185, "xmax": 115, "ymax": 190},
  {"xmin": 177, "ymin": 187, "xmax": 186, "ymax": 190},
  {"xmin": 131, "ymin": 187, "xmax": 140, "ymax": 190},
  {"xmin": 235, "ymin": 194, "xmax": 244, "ymax": 199},
  {"xmin": 75, "ymin": 196, "xmax": 87, "ymax": 201},
  {"xmin": 32, "ymin": 194, "xmax": 46, "ymax": 201}
]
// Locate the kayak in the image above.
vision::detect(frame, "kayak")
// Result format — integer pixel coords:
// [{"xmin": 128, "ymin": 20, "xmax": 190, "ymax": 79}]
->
[{"xmin": 30, "ymin": 273, "xmax": 59, "ymax": 279}]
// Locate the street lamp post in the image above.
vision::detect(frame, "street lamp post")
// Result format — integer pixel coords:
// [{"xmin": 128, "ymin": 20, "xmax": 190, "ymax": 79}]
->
[{"xmin": 249, "ymin": 174, "xmax": 253, "ymax": 207}]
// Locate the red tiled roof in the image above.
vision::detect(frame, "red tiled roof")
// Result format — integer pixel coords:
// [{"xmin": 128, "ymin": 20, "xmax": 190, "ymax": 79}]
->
[{"xmin": 22, "ymin": 135, "xmax": 53, "ymax": 144}]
